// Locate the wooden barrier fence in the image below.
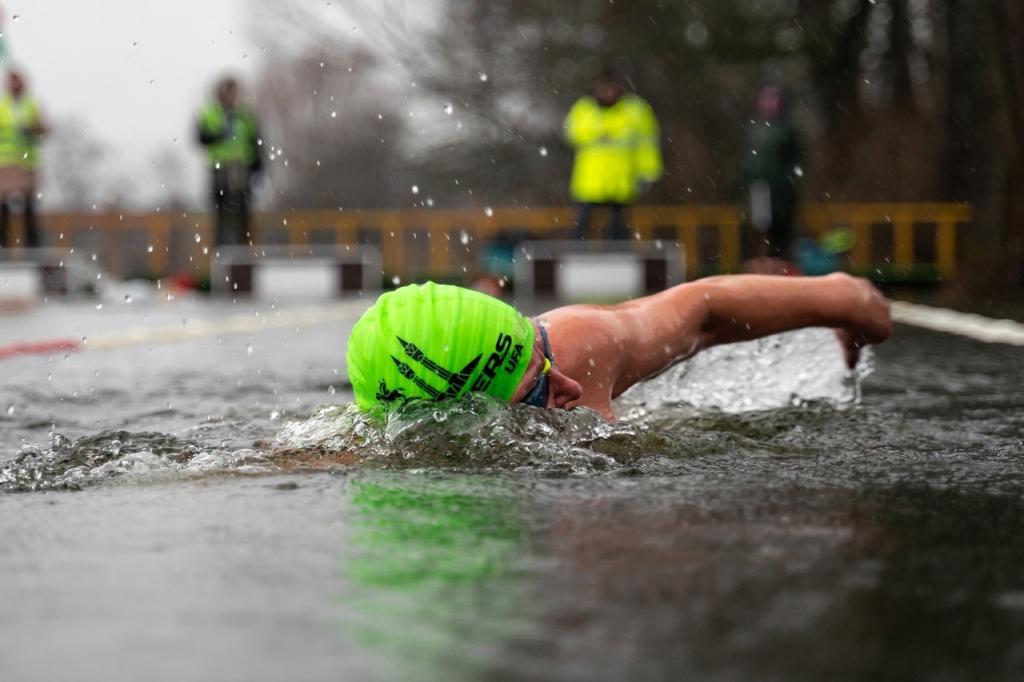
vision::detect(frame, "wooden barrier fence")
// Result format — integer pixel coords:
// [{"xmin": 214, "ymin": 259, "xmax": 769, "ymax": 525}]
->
[{"xmin": 0, "ymin": 203, "xmax": 971, "ymax": 282}]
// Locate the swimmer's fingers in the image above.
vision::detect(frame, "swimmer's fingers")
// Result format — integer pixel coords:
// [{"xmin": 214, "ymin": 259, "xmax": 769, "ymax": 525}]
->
[
  {"xmin": 834, "ymin": 327, "xmax": 864, "ymax": 370},
  {"xmin": 835, "ymin": 278, "xmax": 892, "ymax": 369},
  {"xmin": 852, "ymin": 279, "xmax": 893, "ymax": 345}
]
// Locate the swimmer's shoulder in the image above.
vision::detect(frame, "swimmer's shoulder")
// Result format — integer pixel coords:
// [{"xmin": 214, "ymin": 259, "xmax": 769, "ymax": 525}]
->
[
  {"xmin": 539, "ymin": 303, "xmax": 621, "ymax": 349},
  {"xmin": 538, "ymin": 304, "xmax": 636, "ymax": 376},
  {"xmin": 540, "ymin": 283, "xmax": 709, "ymax": 345},
  {"xmin": 536, "ymin": 305, "xmax": 622, "ymax": 417},
  {"xmin": 542, "ymin": 286, "xmax": 714, "ymax": 397}
]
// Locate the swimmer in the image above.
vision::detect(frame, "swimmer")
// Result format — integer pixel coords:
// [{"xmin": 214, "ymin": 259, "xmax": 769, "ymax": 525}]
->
[{"xmin": 346, "ymin": 274, "xmax": 891, "ymax": 421}]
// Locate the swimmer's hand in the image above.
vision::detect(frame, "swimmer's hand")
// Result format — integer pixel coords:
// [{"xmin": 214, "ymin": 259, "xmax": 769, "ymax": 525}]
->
[
  {"xmin": 835, "ymin": 327, "xmax": 868, "ymax": 369},
  {"xmin": 835, "ymin": 278, "xmax": 892, "ymax": 369}
]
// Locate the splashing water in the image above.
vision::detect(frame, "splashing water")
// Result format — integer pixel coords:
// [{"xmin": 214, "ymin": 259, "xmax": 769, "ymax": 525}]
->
[
  {"xmin": 277, "ymin": 396, "xmax": 628, "ymax": 474},
  {"xmin": 2, "ymin": 328, "xmax": 865, "ymax": 490},
  {"xmin": 276, "ymin": 328, "xmax": 867, "ymax": 475},
  {"xmin": 616, "ymin": 328, "xmax": 871, "ymax": 424},
  {"xmin": 0, "ymin": 431, "xmax": 270, "ymax": 492}
]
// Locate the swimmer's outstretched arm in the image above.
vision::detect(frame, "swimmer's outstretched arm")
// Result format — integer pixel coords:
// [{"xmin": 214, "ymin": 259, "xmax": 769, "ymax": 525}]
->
[
  {"xmin": 696, "ymin": 272, "xmax": 890, "ymax": 357},
  {"xmin": 611, "ymin": 273, "xmax": 891, "ymax": 395},
  {"xmin": 544, "ymin": 273, "xmax": 890, "ymax": 417}
]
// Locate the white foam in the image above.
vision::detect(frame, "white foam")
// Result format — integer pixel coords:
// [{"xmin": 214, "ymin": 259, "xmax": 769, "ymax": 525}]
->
[{"xmin": 616, "ymin": 328, "xmax": 866, "ymax": 415}]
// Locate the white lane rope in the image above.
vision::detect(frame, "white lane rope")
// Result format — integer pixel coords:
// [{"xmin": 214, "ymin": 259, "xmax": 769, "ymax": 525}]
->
[{"xmin": 891, "ymin": 301, "xmax": 1024, "ymax": 346}]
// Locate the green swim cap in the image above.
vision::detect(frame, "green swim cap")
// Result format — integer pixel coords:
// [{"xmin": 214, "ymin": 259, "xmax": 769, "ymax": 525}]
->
[{"xmin": 346, "ymin": 282, "xmax": 535, "ymax": 414}]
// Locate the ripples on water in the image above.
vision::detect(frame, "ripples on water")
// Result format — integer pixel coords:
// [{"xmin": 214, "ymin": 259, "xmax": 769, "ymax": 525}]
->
[{"xmin": 1, "ymin": 329, "xmax": 871, "ymax": 491}]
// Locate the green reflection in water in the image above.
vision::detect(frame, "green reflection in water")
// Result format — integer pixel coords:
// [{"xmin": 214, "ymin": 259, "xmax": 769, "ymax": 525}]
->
[{"xmin": 337, "ymin": 473, "xmax": 543, "ymax": 680}]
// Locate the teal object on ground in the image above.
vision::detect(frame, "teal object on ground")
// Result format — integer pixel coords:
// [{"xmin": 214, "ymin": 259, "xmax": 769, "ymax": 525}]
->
[{"xmin": 795, "ymin": 238, "xmax": 837, "ymax": 276}]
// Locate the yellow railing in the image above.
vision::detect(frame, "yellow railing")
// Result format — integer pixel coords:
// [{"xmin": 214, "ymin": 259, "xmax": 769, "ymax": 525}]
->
[
  {"xmin": 1, "ymin": 202, "xmax": 971, "ymax": 280},
  {"xmin": 799, "ymin": 202, "xmax": 971, "ymax": 280}
]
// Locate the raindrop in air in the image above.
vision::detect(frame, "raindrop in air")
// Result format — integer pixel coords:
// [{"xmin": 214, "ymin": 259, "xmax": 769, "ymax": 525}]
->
[
  {"xmin": 484, "ymin": 206, "xmax": 494, "ymax": 217},
  {"xmin": 443, "ymin": 103, "xmax": 453, "ymax": 115},
  {"xmin": 539, "ymin": 146, "xmax": 548, "ymax": 156}
]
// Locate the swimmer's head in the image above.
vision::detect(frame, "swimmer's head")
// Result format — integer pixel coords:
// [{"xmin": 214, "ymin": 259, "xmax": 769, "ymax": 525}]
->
[{"xmin": 346, "ymin": 282, "xmax": 536, "ymax": 415}]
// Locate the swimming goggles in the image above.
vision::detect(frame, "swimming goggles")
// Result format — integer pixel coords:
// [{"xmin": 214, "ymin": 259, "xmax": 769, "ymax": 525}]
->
[{"xmin": 520, "ymin": 325, "xmax": 552, "ymax": 408}]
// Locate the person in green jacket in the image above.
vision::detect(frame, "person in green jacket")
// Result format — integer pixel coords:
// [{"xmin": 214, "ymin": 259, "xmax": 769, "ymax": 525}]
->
[
  {"xmin": 196, "ymin": 77, "xmax": 263, "ymax": 246},
  {"xmin": 564, "ymin": 71, "xmax": 662, "ymax": 240},
  {"xmin": 739, "ymin": 85, "xmax": 805, "ymax": 265},
  {"xmin": 0, "ymin": 69, "xmax": 47, "ymax": 248}
]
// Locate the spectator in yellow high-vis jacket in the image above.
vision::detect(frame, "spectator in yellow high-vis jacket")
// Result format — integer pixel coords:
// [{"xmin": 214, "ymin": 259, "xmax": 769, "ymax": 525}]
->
[
  {"xmin": 564, "ymin": 71, "xmax": 662, "ymax": 240},
  {"xmin": 197, "ymin": 77, "xmax": 263, "ymax": 247},
  {"xmin": 0, "ymin": 70, "xmax": 47, "ymax": 248}
]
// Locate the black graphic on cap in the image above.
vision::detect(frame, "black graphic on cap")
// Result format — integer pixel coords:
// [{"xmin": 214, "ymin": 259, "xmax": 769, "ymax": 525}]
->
[
  {"xmin": 390, "ymin": 336, "xmax": 482, "ymax": 400},
  {"xmin": 376, "ymin": 381, "xmax": 406, "ymax": 403}
]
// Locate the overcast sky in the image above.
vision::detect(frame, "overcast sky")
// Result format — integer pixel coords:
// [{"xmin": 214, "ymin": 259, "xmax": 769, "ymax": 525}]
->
[{"xmin": 1, "ymin": 0, "xmax": 256, "ymax": 207}]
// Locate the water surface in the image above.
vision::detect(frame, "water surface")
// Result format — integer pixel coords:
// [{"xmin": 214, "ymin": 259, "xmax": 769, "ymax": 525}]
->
[{"xmin": 1, "ymin": 301, "xmax": 1022, "ymax": 681}]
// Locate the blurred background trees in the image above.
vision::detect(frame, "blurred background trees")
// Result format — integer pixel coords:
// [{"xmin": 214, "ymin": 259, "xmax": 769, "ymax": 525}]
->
[
  {"xmin": 248, "ymin": 2, "xmax": 405, "ymax": 210},
  {"xmin": 247, "ymin": 0, "xmax": 1023, "ymax": 291}
]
